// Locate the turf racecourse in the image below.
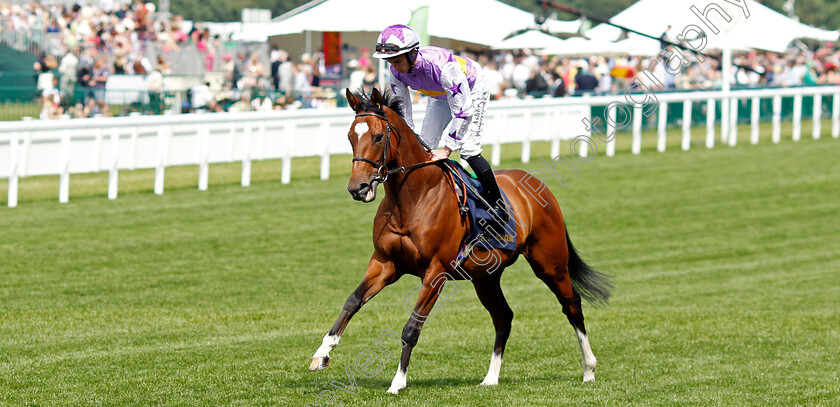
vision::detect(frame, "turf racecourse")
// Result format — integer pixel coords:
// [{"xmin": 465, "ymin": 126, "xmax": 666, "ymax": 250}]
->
[{"xmin": 1, "ymin": 123, "xmax": 839, "ymax": 406}]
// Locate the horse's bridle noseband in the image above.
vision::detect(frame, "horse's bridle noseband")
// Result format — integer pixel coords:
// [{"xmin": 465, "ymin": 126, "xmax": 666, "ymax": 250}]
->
[
  {"xmin": 352, "ymin": 111, "xmax": 399, "ymax": 183},
  {"xmin": 351, "ymin": 110, "xmax": 444, "ymax": 183}
]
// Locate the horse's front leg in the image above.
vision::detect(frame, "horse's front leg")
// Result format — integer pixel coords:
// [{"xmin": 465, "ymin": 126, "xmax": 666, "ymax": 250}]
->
[
  {"xmin": 387, "ymin": 268, "xmax": 448, "ymax": 394},
  {"xmin": 309, "ymin": 254, "xmax": 397, "ymax": 371}
]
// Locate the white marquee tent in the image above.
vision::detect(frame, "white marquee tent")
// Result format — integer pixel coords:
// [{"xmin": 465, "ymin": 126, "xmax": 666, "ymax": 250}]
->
[
  {"xmin": 585, "ymin": 0, "xmax": 838, "ymax": 53},
  {"xmin": 491, "ymin": 30, "xmax": 566, "ymax": 50},
  {"xmin": 241, "ymin": 0, "xmax": 579, "ymax": 56},
  {"xmin": 539, "ymin": 36, "xmax": 620, "ymax": 56}
]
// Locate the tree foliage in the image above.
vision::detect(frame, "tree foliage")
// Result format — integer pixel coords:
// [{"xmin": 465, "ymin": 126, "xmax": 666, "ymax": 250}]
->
[{"xmin": 167, "ymin": 0, "xmax": 838, "ymax": 33}]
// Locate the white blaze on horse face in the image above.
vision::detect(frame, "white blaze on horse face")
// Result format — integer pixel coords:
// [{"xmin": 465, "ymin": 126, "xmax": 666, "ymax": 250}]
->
[
  {"xmin": 354, "ymin": 122, "xmax": 369, "ymax": 139},
  {"xmin": 386, "ymin": 363, "xmax": 407, "ymax": 394},
  {"xmin": 480, "ymin": 351, "xmax": 503, "ymax": 386},
  {"xmin": 576, "ymin": 327, "xmax": 597, "ymax": 382},
  {"xmin": 313, "ymin": 334, "xmax": 341, "ymax": 359}
]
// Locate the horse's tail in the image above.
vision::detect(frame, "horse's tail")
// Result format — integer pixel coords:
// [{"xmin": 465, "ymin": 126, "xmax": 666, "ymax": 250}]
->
[{"xmin": 566, "ymin": 227, "xmax": 613, "ymax": 306}]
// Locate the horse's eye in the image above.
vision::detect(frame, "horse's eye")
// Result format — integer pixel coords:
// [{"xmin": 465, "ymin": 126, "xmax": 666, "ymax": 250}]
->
[{"xmin": 374, "ymin": 133, "xmax": 384, "ymax": 143}]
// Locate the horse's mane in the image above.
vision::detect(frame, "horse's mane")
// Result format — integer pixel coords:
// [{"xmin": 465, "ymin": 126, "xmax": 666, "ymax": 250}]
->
[{"xmin": 349, "ymin": 87, "xmax": 405, "ymax": 119}]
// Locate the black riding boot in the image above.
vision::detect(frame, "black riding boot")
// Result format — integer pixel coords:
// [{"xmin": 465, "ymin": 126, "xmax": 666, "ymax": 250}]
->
[{"xmin": 465, "ymin": 154, "xmax": 508, "ymax": 222}]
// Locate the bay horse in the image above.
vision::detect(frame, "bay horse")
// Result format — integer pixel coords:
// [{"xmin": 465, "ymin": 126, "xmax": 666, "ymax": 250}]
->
[{"xmin": 309, "ymin": 87, "xmax": 612, "ymax": 394}]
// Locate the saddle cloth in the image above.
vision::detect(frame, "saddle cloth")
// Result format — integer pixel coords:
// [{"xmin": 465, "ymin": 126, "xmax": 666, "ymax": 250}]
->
[{"xmin": 444, "ymin": 160, "xmax": 517, "ymax": 253}]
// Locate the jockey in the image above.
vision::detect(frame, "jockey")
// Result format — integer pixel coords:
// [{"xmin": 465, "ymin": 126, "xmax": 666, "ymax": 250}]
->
[{"xmin": 372, "ymin": 24, "xmax": 508, "ymax": 222}]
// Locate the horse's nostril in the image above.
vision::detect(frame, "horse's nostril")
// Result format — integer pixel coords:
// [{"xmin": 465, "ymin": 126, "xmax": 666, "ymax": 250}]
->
[{"xmin": 348, "ymin": 183, "xmax": 370, "ymax": 198}]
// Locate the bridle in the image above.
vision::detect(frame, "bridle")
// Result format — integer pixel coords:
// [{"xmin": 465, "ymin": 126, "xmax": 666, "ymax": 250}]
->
[{"xmin": 352, "ymin": 110, "xmax": 439, "ymax": 183}]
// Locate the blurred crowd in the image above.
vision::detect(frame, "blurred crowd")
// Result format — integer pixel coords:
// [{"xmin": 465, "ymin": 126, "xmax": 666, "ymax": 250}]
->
[
  {"xmin": 5, "ymin": 0, "xmax": 840, "ymax": 120},
  {"xmin": 448, "ymin": 44, "xmax": 840, "ymax": 101},
  {"xmin": 1, "ymin": 0, "xmax": 219, "ymax": 63}
]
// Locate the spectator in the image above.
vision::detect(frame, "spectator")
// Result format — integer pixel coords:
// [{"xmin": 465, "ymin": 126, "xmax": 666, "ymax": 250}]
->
[
  {"xmin": 525, "ymin": 67, "xmax": 550, "ymax": 97},
  {"xmin": 190, "ymin": 82, "xmax": 213, "ymax": 111},
  {"xmin": 40, "ymin": 77, "xmax": 63, "ymax": 120},
  {"xmin": 156, "ymin": 56, "xmax": 172, "ymax": 75},
  {"xmin": 146, "ymin": 66, "xmax": 164, "ymax": 114},
  {"xmin": 659, "ymin": 25, "xmax": 672, "ymax": 50},
  {"xmin": 228, "ymin": 91, "xmax": 253, "ymax": 112},
  {"xmin": 233, "ymin": 53, "xmax": 247, "ymax": 89},
  {"xmin": 293, "ymin": 63, "xmax": 313, "ymax": 106},
  {"xmin": 362, "ymin": 65, "xmax": 376, "ymax": 94},
  {"xmin": 57, "ymin": 49, "xmax": 79, "ymax": 101},
  {"xmin": 550, "ymin": 71, "xmax": 567, "ymax": 97},
  {"xmin": 278, "ymin": 50, "xmax": 294, "ymax": 95},
  {"xmin": 574, "ymin": 65, "xmax": 598, "ymax": 94},
  {"xmin": 91, "ymin": 57, "xmax": 110, "ymax": 102},
  {"xmin": 245, "ymin": 53, "xmax": 266, "ymax": 91},
  {"xmin": 484, "ymin": 62, "xmax": 506, "ymax": 100},
  {"xmin": 348, "ymin": 59, "xmax": 366, "ymax": 91},
  {"xmin": 222, "ymin": 54, "xmax": 236, "ymax": 89},
  {"xmin": 270, "ymin": 50, "xmax": 282, "ymax": 91}
]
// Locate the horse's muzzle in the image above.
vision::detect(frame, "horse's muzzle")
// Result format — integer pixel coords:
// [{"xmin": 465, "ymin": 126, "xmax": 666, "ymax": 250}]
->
[{"xmin": 348, "ymin": 182, "xmax": 376, "ymax": 202}]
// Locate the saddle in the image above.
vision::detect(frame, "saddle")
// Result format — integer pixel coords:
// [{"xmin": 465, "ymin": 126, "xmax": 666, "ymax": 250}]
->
[{"xmin": 441, "ymin": 160, "xmax": 517, "ymax": 265}]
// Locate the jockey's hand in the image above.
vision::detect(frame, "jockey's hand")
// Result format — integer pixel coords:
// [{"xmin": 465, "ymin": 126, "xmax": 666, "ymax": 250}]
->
[{"xmin": 429, "ymin": 147, "xmax": 452, "ymax": 161}]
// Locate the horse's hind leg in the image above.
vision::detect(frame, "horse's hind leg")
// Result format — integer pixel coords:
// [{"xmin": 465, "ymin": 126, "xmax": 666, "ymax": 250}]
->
[
  {"xmin": 526, "ymin": 245, "xmax": 597, "ymax": 382},
  {"xmin": 473, "ymin": 271, "xmax": 514, "ymax": 386}
]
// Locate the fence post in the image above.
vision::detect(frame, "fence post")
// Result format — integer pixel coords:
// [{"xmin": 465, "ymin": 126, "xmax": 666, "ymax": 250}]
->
[
  {"xmin": 750, "ymin": 97, "xmax": 760, "ymax": 145},
  {"xmin": 577, "ymin": 107, "xmax": 590, "ymax": 158},
  {"xmin": 550, "ymin": 108, "xmax": 561, "ymax": 158},
  {"xmin": 228, "ymin": 122, "xmax": 236, "ymax": 162},
  {"xmin": 492, "ymin": 112, "xmax": 503, "ymax": 166},
  {"xmin": 94, "ymin": 127, "xmax": 104, "ymax": 171},
  {"xmin": 657, "ymin": 101, "xmax": 667, "ymax": 153},
  {"xmin": 813, "ymin": 94, "xmax": 822, "ymax": 140},
  {"xmin": 282, "ymin": 121, "xmax": 294, "ymax": 184},
  {"xmin": 792, "ymin": 94, "xmax": 802, "ymax": 141},
  {"xmin": 129, "ymin": 126, "xmax": 138, "ymax": 170},
  {"xmin": 108, "ymin": 129, "xmax": 119, "ymax": 200},
  {"xmin": 258, "ymin": 120, "xmax": 267, "ymax": 160},
  {"xmin": 320, "ymin": 121, "xmax": 330, "ymax": 180},
  {"xmin": 833, "ymin": 93, "xmax": 840, "ymax": 139},
  {"xmin": 728, "ymin": 98, "xmax": 738, "ymax": 147},
  {"xmin": 706, "ymin": 98, "xmax": 715, "ymax": 149},
  {"xmin": 606, "ymin": 104, "xmax": 617, "ymax": 157},
  {"xmin": 521, "ymin": 110, "xmax": 532, "ymax": 163},
  {"xmin": 632, "ymin": 105, "xmax": 642, "ymax": 155},
  {"xmin": 8, "ymin": 133, "xmax": 19, "ymax": 208},
  {"xmin": 154, "ymin": 125, "xmax": 168, "ymax": 195},
  {"xmin": 198, "ymin": 123, "xmax": 209, "ymax": 191},
  {"xmin": 241, "ymin": 123, "xmax": 252, "ymax": 187},
  {"xmin": 20, "ymin": 130, "xmax": 31, "ymax": 176},
  {"xmin": 59, "ymin": 130, "xmax": 70, "ymax": 204},
  {"xmin": 721, "ymin": 97, "xmax": 729, "ymax": 145},
  {"xmin": 772, "ymin": 95, "xmax": 782, "ymax": 144},
  {"xmin": 681, "ymin": 100, "xmax": 691, "ymax": 151}
]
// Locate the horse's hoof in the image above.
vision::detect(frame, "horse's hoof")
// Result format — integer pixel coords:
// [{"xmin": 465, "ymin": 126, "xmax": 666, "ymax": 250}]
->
[
  {"xmin": 583, "ymin": 373, "xmax": 595, "ymax": 383},
  {"xmin": 479, "ymin": 380, "xmax": 498, "ymax": 386},
  {"xmin": 309, "ymin": 356, "xmax": 329, "ymax": 371},
  {"xmin": 386, "ymin": 385, "xmax": 403, "ymax": 395}
]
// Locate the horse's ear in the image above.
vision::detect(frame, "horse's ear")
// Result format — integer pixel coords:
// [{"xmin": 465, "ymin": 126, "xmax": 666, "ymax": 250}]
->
[
  {"xmin": 346, "ymin": 88, "xmax": 359, "ymax": 112},
  {"xmin": 370, "ymin": 87, "xmax": 383, "ymax": 110}
]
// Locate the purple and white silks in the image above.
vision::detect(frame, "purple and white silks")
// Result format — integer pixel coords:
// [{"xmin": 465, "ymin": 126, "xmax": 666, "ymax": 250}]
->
[{"xmin": 389, "ymin": 47, "xmax": 488, "ymax": 157}]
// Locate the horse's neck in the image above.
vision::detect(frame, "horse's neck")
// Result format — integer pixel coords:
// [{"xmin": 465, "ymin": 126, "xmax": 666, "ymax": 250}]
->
[{"xmin": 383, "ymin": 110, "xmax": 449, "ymax": 216}]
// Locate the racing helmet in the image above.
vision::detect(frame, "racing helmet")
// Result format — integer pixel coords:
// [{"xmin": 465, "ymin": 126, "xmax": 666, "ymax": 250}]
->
[{"xmin": 372, "ymin": 24, "xmax": 420, "ymax": 59}]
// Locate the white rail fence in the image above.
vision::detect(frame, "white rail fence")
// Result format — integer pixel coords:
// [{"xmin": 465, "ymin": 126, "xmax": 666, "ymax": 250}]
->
[{"xmin": 2, "ymin": 86, "xmax": 839, "ymax": 208}]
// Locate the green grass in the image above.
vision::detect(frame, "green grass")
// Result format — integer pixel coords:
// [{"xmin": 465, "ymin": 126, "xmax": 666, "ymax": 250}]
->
[
  {"xmin": 1, "ymin": 120, "xmax": 839, "ymax": 406},
  {"xmin": 0, "ymin": 101, "xmax": 40, "ymax": 121}
]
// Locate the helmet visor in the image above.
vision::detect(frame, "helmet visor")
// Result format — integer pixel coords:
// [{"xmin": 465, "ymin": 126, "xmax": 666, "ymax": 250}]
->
[{"xmin": 375, "ymin": 43, "xmax": 403, "ymax": 55}]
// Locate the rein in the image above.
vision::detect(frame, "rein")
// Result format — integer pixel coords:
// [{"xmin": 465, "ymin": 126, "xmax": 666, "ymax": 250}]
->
[{"xmin": 352, "ymin": 111, "xmax": 441, "ymax": 183}]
